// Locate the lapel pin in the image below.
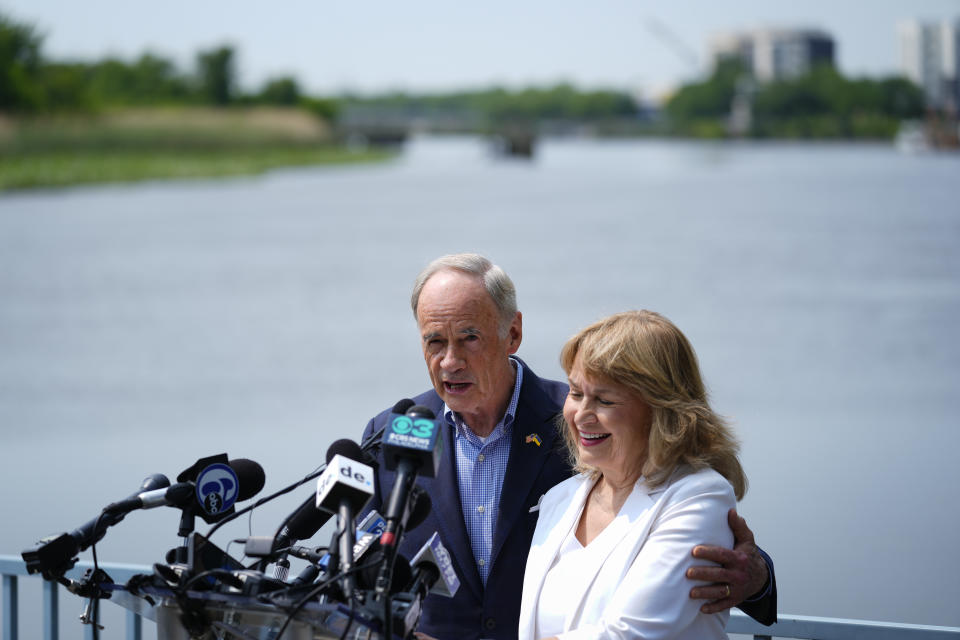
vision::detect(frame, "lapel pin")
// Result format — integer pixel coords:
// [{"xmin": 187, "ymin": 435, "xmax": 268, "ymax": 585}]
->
[{"xmin": 525, "ymin": 433, "xmax": 542, "ymax": 447}]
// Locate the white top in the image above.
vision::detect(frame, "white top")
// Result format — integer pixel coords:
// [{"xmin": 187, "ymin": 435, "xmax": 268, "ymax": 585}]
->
[
  {"xmin": 518, "ymin": 466, "xmax": 735, "ymax": 640},
  {"xmin": 536, "ymin": 527, "xmax": 586, "ymax": 637}
]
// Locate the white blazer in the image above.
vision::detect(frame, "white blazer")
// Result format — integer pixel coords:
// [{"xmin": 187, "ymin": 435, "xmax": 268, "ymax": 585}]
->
[{"xmin": 518, "ymin": 466, "xmax": 735, "ymax": 640}]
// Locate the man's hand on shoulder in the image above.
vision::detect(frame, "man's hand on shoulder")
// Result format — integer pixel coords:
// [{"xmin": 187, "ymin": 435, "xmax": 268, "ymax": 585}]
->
[{"xmin": 686, "ymin": 508, "xmax": 769, "ymax": 614}]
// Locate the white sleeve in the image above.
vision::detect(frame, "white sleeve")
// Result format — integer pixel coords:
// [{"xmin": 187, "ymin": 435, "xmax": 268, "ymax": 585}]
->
[{"xmin": 556, "ymin": 474, "xmax": 735, "ymax": 640}]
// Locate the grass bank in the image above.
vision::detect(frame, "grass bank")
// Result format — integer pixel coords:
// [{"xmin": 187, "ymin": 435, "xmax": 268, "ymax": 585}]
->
[{"xmin": 0, "ymin": 107, "xmax": 397, "ymax": 191}]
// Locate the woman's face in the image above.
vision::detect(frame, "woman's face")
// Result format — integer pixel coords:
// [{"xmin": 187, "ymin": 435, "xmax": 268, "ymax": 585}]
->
[{"xmin": 563, "ymin": 355, "xmax": 652, "ymax": 482}]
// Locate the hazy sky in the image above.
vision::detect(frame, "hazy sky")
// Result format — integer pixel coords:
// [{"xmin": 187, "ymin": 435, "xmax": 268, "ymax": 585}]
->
[{"xmin": 5, "ymin": 0, "xmax": 959, "ymax": 97}]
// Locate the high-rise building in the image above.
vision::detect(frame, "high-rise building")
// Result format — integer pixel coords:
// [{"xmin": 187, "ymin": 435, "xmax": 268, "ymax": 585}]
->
[
  {"xmin": 899, "ymin": 18, "xmax": 960, "ymax": 111},
  {"xmin": 710, "ymin": 28, "xmax": 835, "ymax": 82}
]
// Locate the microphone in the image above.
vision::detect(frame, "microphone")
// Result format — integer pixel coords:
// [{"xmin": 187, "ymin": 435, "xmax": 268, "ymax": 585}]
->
[
  {"xmin": 408, "ymin": 532, "xmax": 459, "ymax": 598},
  {"xmin": 361, "ymin": 398, "xmax": 416, "ymax": 455},
  {"xmin": 273, "ymin": 440, "xmax": 373, "ymax": 552},
  {"xmin": 380, "ymin": 405, "xmax": 442, "ymax": 548},
  {"xmin": 22, "ymin": 473, "xmax": 171, "ymax": 577},
  {"xmin": 317, "ymin": 440, "xmax": 375, "ymax": 599},
  {"xmin": 104, "ymin": 458, "xmax": 265, "ymax": 517}
]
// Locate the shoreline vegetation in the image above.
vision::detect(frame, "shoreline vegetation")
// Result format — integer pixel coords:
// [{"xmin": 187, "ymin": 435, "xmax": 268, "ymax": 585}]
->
[
  {"xmin": 1, "ymin": 11, "xmax": 937, "ymax": 191},
  {"xmin": 0, "ymin": 108, "xmax": 396, "ymax": 191}
]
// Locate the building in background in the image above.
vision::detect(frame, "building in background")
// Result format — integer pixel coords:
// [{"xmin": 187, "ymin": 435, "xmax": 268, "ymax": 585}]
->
[
  {"xmin": 710, "ymin": 28, "xmax": 835, "ymax": 83},
  {"xmin": 898, "ymin": 18, "xmax": 960, "ymax": 112}
]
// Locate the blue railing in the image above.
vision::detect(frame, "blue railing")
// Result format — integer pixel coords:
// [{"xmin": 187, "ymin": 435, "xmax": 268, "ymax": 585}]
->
[{"xmin": 3, "ymin": 554, "xmax": 959, "ymax": 640}]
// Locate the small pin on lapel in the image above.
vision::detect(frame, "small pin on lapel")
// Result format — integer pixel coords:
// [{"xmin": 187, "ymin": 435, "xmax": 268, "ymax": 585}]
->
[{"xmin": 525, "ymin": 433, "xmax": 542, "ymax": 447}]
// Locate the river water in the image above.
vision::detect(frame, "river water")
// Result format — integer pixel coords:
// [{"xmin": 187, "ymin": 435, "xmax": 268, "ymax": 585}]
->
[{"xmin": 1, "ymin": 136, "xmax": 958, "ymax": 637}]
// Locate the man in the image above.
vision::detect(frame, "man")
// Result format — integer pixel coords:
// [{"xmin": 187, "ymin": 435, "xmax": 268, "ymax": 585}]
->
[{"xmin": 362, "ymin": 253, "xmax": 776, "ymax": 640}]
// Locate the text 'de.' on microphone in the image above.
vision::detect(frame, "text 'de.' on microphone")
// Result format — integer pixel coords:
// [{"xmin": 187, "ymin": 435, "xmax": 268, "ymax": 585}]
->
[{"xmin": 316, "ymin": 440, "xmax": 375, "ymax": 599}]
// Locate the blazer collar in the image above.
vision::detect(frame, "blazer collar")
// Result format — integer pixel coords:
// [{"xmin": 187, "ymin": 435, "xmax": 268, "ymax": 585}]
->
[
  {"xmin": 525, "ymin": 475, "xmax": 659, "ymax": 633},
  {"xmin": 491, "ymin": 362, "xmax": 565, "ymax": 566}
]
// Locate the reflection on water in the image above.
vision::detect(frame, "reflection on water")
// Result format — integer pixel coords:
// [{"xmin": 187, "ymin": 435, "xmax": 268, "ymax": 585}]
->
[{"xmin": 1, "ymin": 136, "xmax": 959, "ymax": 637}]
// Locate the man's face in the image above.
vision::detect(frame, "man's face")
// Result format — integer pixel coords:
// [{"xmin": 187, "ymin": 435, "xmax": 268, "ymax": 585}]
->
[{"xmin": 416, "ymin": 270, "xmax": 521, "ymax": 428}]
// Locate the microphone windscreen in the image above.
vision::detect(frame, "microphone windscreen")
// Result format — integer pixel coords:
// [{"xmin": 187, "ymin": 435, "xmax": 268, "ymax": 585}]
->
[
  {"xmin": 325, "ymin": 439, "xmax": 365, "ymax": 464},
  {"xmin": 406, "ymin": 405, "xmax": 436, "ymax": 419},
  {"xmin": 391, "ymin": 555, "xmax": 413, "ymax": 594},
  {"xmin": 229, "ymin": 459, "xmax": 266, "ymax": 501},
  {"xmin": 391, "ymin": 398, "xmax": 416, "ymax": 414},
  {"xmin": 139, "ymin": 473, "xmax": 170, "ymax": 493},
  {"xmin": 286, "ymin": 498, "xmax": 329, "ymax": 541},
  {"xmin": 357, "ymin": 544, "xmax": 413, "ymax": 595},
  {"xmin": 407, "ymin": 490, "xmax": 432, "ymax": 531}
]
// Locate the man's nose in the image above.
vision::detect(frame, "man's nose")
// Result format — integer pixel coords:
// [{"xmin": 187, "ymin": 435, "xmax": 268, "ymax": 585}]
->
[{"xmin": 440, "ymin": 344, "xmax": 465, "ymax": 371}]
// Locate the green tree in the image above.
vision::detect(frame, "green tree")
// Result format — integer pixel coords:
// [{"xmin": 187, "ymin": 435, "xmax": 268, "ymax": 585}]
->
[
  {"xmin": 196, "ymin": 45, "xmax": 235, "ymax": 105},
  {"xmin": 665, "ymin": 59, "xmax": 743, "ymax": 123},
  {"xmin": 38, "ymin": 62, "xmax": 94, "ymax": 110},
  {"xmin": 257, "ymin": 76, "xmax": 300, "ymax": 105},
  {"xmin": 0, "ymin": 12, "xmax": 44, "ymax": 110}
]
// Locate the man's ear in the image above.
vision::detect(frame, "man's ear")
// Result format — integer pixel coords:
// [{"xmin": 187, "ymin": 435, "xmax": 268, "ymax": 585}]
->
[{"xmin": 506, "ymin": 312, "xmax": 522, "ymax": 354}]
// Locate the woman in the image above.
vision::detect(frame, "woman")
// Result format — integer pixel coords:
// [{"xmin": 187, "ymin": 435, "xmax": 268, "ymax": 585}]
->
[{"xmin": 518, "ymin": 310, "xmax": 747, "ymax": 640}]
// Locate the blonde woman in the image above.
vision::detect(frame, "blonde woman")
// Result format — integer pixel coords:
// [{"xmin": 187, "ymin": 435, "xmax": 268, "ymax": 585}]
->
[{"xmin": 519, "ymin": 311, "xmax": 748, "ymax": 640}]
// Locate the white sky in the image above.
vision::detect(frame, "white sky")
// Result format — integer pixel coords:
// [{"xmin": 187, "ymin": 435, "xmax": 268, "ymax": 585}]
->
[{"xmin": 4, "ymin": 0, "xmax": 959, "ymax": 98}]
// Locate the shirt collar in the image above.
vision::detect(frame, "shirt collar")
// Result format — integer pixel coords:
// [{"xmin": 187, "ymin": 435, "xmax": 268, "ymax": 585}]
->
[{"xmin": 443, "ymin": 356, "xmax": 524, "ymax": 440}]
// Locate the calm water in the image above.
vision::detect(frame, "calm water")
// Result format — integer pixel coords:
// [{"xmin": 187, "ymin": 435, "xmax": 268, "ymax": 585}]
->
[{"xmin": 1, "ymin": 137, "xmax": 958, "ymax": 637}]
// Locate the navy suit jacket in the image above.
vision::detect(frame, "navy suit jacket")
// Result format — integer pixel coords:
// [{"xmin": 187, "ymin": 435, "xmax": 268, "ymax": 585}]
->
[{"xmin": 361, "ymin": 360, "xmax": 776, "ymax": 639}]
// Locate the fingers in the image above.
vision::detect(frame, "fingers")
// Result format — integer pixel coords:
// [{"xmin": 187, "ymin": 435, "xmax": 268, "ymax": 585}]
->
[
  {"xmin": 728, "ymin": 508, "xmax": 756, "ymax": 547},
  {"xmin": 690, "ymin": 543, "xmax": 742, "ymax": 565},
  {"xmin": 685, "ymin": 564, "xmax": 730, "ymax": 583},
  {"xmin": 689, "ymin": 583, "xmax": 739, "ymax": 614},
  {"xmin": 700, "ymin": 596, "xmax": 739, "ymax": 615},
  {"xmin": 689, "ymin": 582, "xmax": 730, "ymax": 601}
]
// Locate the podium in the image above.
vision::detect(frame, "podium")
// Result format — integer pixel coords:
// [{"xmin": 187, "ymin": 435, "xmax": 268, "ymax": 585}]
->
[{"xmin": 107, "ymin": 582, "xmax": 385, "ymax": 640}]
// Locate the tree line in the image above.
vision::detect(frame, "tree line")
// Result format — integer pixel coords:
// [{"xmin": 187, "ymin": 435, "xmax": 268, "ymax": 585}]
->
[
  {"xmin": 0, "ymin": 12, "xmax": 336, "ymax": 118},
  {"xmin": 666, "ymin": 59, "xmax": 925, "ymax": 138},
  {"xmin": 2, "ymin": 11, "xmax": 927, "ymax": 138}
]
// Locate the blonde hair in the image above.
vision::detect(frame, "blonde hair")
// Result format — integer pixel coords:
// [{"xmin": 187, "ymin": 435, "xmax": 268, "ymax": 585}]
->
[{"xmin": 559, "ymin": 310, "xmax": 747, "ymax": 499}]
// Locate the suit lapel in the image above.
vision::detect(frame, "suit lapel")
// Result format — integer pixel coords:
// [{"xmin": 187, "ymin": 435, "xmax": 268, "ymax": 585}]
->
[
  {"xmin": 519, "ymin": 475, "xmax": 592, "ymax": 640},
  {"xmin": 491, "ymin": 367, "xmax": 563, "ymax": 567}
]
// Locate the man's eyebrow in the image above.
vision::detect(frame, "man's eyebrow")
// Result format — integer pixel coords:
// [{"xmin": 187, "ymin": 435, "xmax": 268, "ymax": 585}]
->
[{"xmin": 422, "ymin": 327, "xmax": 481, "ymax": 341}]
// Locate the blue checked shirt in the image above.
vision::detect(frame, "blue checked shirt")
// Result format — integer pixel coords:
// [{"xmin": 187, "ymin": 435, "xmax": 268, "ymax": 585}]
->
[{"xmin": 442, "ymin": 357, "xmax": 524, "ymax": 585}]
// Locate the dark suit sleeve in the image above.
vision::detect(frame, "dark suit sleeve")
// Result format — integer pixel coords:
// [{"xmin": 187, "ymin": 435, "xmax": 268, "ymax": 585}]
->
[{"xmin": 736, "ymin": 546, "xmax": 777, "ymax": 625}]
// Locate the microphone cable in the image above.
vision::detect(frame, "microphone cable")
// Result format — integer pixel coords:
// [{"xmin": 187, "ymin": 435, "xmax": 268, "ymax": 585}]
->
[
  {"xmin": 203, "ymin": 423, "xmax": 387, "ymax": 544},
  {"xmin": 268, "ymin": 556, "xmax": 380, "ymax": 640}
]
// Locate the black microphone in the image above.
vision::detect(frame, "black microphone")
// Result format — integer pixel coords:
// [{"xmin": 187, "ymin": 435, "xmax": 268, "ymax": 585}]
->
[
  {"xmin": 318, "ymin": 439, "xmax": 375, "ymax": 599},
  {"xmin": 361, "ymin": 398, "xmax": 416, "ymax": 456},
  {"xmin": 380, "ymin": 405, "xmax": 442, "ymax": 549},
  {"xmin": 104, "ymin": 458, "xmax": 265, "ymax": 516},
  {"xmin": 22, "ymin": 473, "xmax": 171, "ymax": 577},
  {"xmin": 274, "ymin": 440, "xmax": 371, "ymax": 551},
  {"xmin": 407, "ymin": 531, "xmax": 459, "ymax": 598}
]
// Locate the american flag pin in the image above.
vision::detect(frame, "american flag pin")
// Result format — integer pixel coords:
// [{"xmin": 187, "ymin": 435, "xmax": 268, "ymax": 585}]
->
[{"xmin": 525, "ymin": 433, "xmax": 542, "ymax": 447}]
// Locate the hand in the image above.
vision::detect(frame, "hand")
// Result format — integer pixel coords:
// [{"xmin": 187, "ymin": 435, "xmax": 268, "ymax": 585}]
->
[
  {"xmin": 686, "ymin": 508, "xmax": 769, "ymax": 614},
  {"xmin": 413, "ymin": 634, "xmax": 439, "ymax": 640}
]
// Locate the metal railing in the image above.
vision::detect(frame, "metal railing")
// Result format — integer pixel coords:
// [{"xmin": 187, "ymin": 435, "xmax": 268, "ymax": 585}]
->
[
  {"xmin": 3, "ymin": 554, "xmax": 960, "ymax": 640},
  {"xmin": 1, "ymin": 555, "xmax": 146, "ymax": 640}
]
